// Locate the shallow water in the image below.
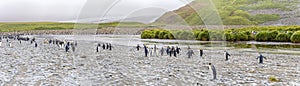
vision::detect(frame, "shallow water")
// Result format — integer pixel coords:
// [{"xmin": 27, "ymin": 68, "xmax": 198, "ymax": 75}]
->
[{"xmin": 32, "ymin": 35, "xmax": 300, "ymax": 54}]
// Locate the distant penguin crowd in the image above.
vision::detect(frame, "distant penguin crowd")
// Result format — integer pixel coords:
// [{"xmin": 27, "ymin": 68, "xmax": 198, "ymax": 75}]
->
[
  {"xmin": 96, "ymin": 42, "xmax": 113, "ymax": 52},
  {"xmin": 49, "ymin": 39, "xmax": 77, "ymax": 53},
  {"xmin": 0, "ymin": 34, "xmax": 268, "ymax": 65},
  {"xmin": 140, "ymin": 44, "xmax": 182, "ymax": 57}
]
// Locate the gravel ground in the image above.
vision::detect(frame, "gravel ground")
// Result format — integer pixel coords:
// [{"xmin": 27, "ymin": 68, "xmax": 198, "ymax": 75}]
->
[{"xmin": 0, "ymin": 36, "xmax": 300, "ymax": 85}]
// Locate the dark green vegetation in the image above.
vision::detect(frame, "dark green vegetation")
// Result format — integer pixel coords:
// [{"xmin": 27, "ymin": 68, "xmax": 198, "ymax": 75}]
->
[
  {"xmin": 155, "ymin": 0, "xmax": 298, "ymax": 25},
  {"xmin": 0, "ymin": 22, "xmax": 148, "ymax": 32},
  {"xmin": 291, "ymin": 31, "xmax": 300, "ymax": 43},
  {"xmin": 141, "ymin": 26, "xmax": 300, "ymax": 43}
]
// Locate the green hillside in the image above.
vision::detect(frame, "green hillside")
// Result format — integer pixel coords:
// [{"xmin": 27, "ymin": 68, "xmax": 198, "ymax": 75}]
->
[
  {"xmin": 155, "ymin": 0, "xmax": 299, "ymax": 25},
  {"xmin": 0, "ymin": 22, "xmax": 147, "ymax": 32}
]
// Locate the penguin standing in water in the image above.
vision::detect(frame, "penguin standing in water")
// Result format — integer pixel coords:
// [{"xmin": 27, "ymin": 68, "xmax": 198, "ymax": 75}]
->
[
  {"xmin": 173, "ymin": 50, "xmax": 177, "ymax": 57},
  {"xmin": 136, "ymin": 44, "xmax": 140, "ymax": 51},
  {"xmin": 106, "ymin": 43, "xmax": 109, "ymax": 50},
  {"xmin": 166, "ymin": 46, "xmax": 170, "ymax": 55},
  {"xmin": 149, "ymin": 47, "xmax": 153, "ymax": 57},
  {"xmin": 224, "ymin": 51, "xmax": 231, "ymax": 61},
  {"xmin": 175, "ymin": 46, "xmax": 181, "ymax": 54},
  {"xmin": 9, "ymin": 42, "xmax": 13, "ymax": 48},
  {"xmin": 160, "ymin": 46, "xmax": 164, "ymax": 56},
  {"xmin": 208, "ymin": 63, "xmax": 217, "ymax": 80},
  {"xmin": 102, "ymin": 43, "xmax": 106, "ymax": 50},
  {"xmin": 187, "ymin": 48, "xmax": 194, "ymax": 58},
  {"xmin": 65, "ymin": 42, "xmax": 70, "ymax": 52},
  {"xmin": 49, "ymin": 39, "xmax": 52, "ymax": 44},
  {"xmin": 257, "ymin": 53, "xmax": 266, "ymax": 64},
  {"xmin": 154, "ymin": 44, "xmax": 157, "ymax": 56},
  {"xmin": 169, "ymin": 46, "xmax": 174, "ymax": 57},
  {"xmin": 143, "ymin": 44, "xmax": 148, "ymax": 57},
  {"xmin": 51, "ymin": 39, "xmax": 54, "ymax": 44},
  {"xmin": 31, "ymin": 38, "xmax": 35, "ymax": 44},
  {"xmin": 109, "ymin": 43, "xmax": 112, "ymax": 51},
  {"xmin": 34, "ymin": 42, "xmax": 38, "ymax": 48},
  {"xmin": 32, "ymin": 37, "xmax": 35, "ymax": 42},
  {"xmin": 98, "ymin": 43, "xmax": 101, "ymax": 47},
  {"xmin": 96, "ymin": 45, "xmax": 99, "ymax": 52},
  {"xmin": 58, "ymin": 42, "xmax": 64, "ymax": 49},
  {"xmin": 172, "ymin": 46, "xmax": 177, "ymax": 57},
  {"xmin": 199, "ymin": 49, "xmax": 203, "ymax": 57},
  {"xmin": 96, "ymin": 43, "xmax": 100, "ymax": 52}
]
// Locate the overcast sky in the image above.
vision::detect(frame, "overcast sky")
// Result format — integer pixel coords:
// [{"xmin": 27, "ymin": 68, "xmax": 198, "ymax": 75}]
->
[{"xmin": 0, "ymin": 0, "xmax": 192, "ymax": 23}]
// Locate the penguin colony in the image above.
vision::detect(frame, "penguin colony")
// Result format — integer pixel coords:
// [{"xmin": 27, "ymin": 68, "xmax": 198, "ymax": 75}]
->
[
  {"xmin": 139, "ymin": 44, "xmax": 266, "ymax": 80},
  {"xmin": 0, "ymin": 34, "xmax": 267, "ymax": 80}
]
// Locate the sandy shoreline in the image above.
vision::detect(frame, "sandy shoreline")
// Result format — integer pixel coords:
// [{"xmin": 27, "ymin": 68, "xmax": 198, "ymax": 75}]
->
[{"xmin": 0, "ymin": 35, "xmax": 299, "ymax": 85}]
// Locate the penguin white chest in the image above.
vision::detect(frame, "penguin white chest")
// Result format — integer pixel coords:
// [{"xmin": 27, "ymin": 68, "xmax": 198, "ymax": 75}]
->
[
  {"xmin": 9, "ymin": 43, "xmax": 12, "ymax": 48},
  {"xmin": 208, "ymin": 66, "xmax": 214, "ymax": 77}
]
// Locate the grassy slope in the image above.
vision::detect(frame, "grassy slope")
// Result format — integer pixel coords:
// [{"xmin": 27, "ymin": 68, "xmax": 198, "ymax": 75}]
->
[
  {"xmin": 0, "ymin": 22, "xmax": 148, "ymax": 32},
  {"xmin": 155, "ymin": 0, "xmax": 299, "ymax": 25}
]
